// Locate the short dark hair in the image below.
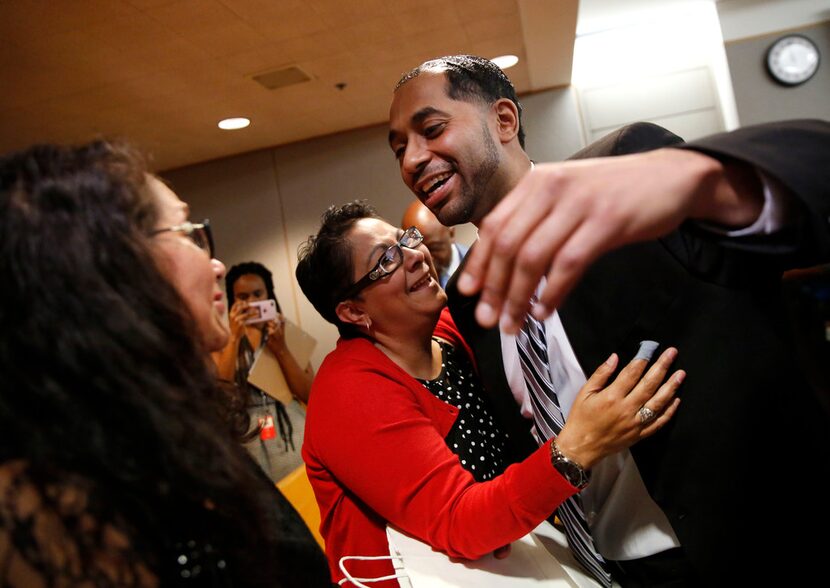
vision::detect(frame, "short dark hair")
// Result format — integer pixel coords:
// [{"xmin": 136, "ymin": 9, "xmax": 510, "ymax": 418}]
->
[
  {"xmin": 296, "ymin": 200, "xmax": 380, "ymax": 339},
  {"xmin": 226, "ymin": 261, "xmax": 281, "ymax": 312},
  {"xmin": 396, "ymin": 54, "xmax": 526, "ymax": 148}
]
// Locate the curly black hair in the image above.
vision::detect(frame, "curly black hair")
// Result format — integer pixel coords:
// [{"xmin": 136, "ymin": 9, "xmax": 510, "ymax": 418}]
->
[
  {"xmin": 225, "ymin": 261, "xmax": 281, "ymax": 312},
  {"xmin": 0, "ymin": 140, "xmax": 327, "ymax": 585}
]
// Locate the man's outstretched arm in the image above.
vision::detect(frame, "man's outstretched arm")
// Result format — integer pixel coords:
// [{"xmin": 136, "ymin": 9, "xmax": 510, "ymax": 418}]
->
[{"xmin": 458, "ymin": 119, "xmax": 830, "ymax": 333}]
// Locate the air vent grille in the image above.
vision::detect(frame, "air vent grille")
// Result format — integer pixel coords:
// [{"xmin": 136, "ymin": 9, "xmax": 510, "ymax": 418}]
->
[{"xmin": 252, "ymin": 65, "xmax": 313, "ymax": 90}]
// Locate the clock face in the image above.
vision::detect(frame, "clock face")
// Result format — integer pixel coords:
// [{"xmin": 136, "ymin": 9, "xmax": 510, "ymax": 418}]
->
[{"xmin": 766, "ymin": 35, "xmax": 821, "ymax": 86}]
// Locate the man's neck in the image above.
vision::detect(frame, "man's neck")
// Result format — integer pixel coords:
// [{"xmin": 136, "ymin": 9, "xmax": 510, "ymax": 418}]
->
[
  {"xmin": 472, "ymin": 155, "xmax": 533, "ymax": 229},
  {"xmin": 506, "ymin": 151, "xmax": 533, "ymax": 185}
]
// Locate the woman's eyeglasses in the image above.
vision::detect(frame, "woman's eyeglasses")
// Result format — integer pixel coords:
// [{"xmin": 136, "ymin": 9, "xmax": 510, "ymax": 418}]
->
[
  {"xmin": 340, "ymin": 226, "xmax": 424, "ymax": 300},
  {"xmin": 151, "ymin": 219, "xmax": 215, "ymax": 258}
]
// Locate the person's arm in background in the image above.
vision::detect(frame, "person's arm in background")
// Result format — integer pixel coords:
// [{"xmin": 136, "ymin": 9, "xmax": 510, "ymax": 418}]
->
[
  {"xmin": 460, "ymin": 119, "xmax": 830, "ymax": 333},
  {"xmin": 265, "ymin": 316, "xmax": 314, "ymax": 404}
]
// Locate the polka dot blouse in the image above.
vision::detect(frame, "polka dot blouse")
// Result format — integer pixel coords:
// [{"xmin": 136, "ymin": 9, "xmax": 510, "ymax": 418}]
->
[{"xmin": 417, "ymin": 339, "xmax": 509, "ymax": 482}]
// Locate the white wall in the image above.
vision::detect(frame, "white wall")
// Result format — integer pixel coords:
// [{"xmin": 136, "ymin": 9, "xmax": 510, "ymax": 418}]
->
[
  {"xmin": 570, "ymin": 0, "xmax": 830, "ymax": 137},
  {"xmin": 724, "ymin": 20, "xmax": 830, "ymax": 126},
  {"xmin": 716, "ymin": 0, "xmax": 830, "ymax": 41},
  {"xmin": 573, "ymin": 0, "xmax": 738, "ymax": 139}
]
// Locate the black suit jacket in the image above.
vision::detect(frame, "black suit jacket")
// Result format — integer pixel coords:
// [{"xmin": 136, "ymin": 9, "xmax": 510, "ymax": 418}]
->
[{"xmin": 447, "ymin": 120, "xmax": 830, "ymax": 584}]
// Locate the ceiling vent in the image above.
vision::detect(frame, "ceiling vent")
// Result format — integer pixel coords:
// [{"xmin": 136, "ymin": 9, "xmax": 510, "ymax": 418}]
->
[{"xmin": 252, "ymin": 65, "xmax": 313, "ymax": 90}]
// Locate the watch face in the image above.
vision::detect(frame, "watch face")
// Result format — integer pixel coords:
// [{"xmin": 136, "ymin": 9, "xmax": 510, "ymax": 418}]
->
[
  {"xmin": 766, "ymin": 34, "xmax": 820, "ymax": 86},
  {"xmin": 555, "ymin": 460, "xmax": 587, "ymax": 489}
]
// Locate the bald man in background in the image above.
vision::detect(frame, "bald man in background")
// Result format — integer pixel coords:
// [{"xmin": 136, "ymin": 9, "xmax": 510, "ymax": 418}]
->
[{"xmin": 402, "ymin": 199, "xmax": 469, "ymax": 288}]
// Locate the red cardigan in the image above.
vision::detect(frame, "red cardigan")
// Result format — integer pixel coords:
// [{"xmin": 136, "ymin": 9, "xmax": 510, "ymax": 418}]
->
[{"xmin": 303, "ymin": 309, "xmax": 577, "ymax": 585}]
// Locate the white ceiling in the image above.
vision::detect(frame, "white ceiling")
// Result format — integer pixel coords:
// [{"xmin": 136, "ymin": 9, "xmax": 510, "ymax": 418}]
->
[{"xmin": 0, "ymin": 0, "xmax": 578, "ymax": 171}]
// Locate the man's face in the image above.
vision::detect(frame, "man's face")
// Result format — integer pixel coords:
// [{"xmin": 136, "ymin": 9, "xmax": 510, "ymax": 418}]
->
[{"xmin": 389, "ymin": 71, "xmax": 502, "ymax": 227}]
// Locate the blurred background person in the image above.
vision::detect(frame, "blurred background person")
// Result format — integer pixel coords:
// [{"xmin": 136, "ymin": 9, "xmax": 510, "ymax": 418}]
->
[
  {"xmin": 0, "ymin": 140, "xmax": 330, "ymax": 587},
  {"xmin": 401, "ymin": 198, "xmax": 468, "ymax": 288},
  {"xmin": 213, "ymin": 261, "xmax": 313, "ymax": 484}
]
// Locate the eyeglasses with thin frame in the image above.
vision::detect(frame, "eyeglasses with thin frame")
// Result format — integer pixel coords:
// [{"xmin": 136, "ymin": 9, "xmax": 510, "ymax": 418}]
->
[
  {"xmin": 340, "ymin": 226, "xmax": 424, "ymax": 300},
  {"xmin": 151, "ymin": 219, "xmax": 215, "ymax": 258}
]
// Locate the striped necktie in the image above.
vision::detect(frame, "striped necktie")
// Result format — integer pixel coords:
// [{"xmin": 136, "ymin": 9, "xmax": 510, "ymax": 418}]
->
[{"xmin": 516, "ymin": 314, "xmax": 613, "ymax": 587}]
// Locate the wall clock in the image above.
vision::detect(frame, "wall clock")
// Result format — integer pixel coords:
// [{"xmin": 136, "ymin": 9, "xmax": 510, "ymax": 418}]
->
[{"xmin": 766, "ymin": 34, "xmax": 820, "ymax": 86}]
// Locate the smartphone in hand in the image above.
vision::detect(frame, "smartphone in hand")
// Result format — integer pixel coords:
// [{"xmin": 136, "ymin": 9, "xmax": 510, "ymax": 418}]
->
[{"xmin": 244, "ymin": 299, "xmax": 278, "ymax": 324}]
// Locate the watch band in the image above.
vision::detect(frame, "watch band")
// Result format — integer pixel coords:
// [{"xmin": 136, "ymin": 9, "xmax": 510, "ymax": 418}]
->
[{"xmin": 550, "ymin": 439, "xmax": 590, "ymax": 490}]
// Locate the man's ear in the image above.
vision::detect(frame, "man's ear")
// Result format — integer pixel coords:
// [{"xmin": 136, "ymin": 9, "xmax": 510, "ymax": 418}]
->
[
  {"xmin": 335, "ymin": 300, "xmax": 367, "ymax": 326},
  {"xmin": 493, "ymin": 98, "xmax": 520, "ymax": 145},
  {"xmin": 448, "ymin": 226, "xmax": 456, "ymax": 239}
]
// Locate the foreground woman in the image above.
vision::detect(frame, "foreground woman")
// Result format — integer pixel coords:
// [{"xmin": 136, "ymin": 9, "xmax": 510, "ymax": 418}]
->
[
  {"xmin": 0, "ymin": 140, "xmax": 330, "ymax": 586},
  {"xmin": 295, "ymin": 201, "xmax": 683, "ymax": 585}
]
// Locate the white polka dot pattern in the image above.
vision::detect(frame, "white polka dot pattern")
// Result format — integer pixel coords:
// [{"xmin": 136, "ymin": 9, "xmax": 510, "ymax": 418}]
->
[{"xmin": 418, "ymin": 340, "xmax": 508, "ymax": 482}]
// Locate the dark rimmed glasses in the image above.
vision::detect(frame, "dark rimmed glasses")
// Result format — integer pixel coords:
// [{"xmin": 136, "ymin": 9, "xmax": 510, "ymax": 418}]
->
[
  {"xmin": 151, "ymin": 219, "xmax": 215, "ymax": 258},
  {"xmin": 340, "ymin": 226, "xmax": 424, "ymax": 300}
]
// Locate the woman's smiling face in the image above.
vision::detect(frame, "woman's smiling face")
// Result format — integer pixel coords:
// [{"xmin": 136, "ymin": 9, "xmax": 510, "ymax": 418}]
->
[
  {"xmin": 149, "ymin": 177, "xmax": 229, "ymax": 352},
  {"xmin": 346, "ymin": 217, "xmax": 447, "ymax": 329}
]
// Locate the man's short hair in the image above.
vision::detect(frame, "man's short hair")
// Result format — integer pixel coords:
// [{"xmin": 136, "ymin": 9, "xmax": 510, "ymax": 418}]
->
[{"xmin": 395, "ymin": 54, "xmax": 525, "ymax": 148}]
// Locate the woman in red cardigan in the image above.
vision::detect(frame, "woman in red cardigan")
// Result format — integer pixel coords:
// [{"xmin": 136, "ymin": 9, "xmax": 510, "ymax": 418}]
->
[{"xmin": 295, "ymin": 201, "xmax": 683, "ymax": 586}]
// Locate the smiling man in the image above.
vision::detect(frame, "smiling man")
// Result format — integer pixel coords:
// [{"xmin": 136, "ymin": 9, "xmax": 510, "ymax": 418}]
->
[{"xmin": 388, "ymin": 54, "xmax": 830, "ymax": 586}]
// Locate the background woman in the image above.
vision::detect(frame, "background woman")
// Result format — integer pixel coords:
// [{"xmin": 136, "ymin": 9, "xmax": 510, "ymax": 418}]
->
[
  {"xmin": 0, "ymin": 140, "xmax": 330, "ymax": 586},
  {"xmin": 295, "ymin": 201, "xmax": 683, "ymax": 585},
  {"xmin": 213, "ymin": 261, "xmax": 313, "ymax": 483}
]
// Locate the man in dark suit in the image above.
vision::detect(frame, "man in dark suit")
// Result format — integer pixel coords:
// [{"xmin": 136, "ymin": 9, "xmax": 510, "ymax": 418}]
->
[
  {"xmin": 401, "ymin": 198, "xmax": 469, "ymax": 288},
  {"xmin": 388, "ymin": 54, "xmax": 830, "ymax": 586}
]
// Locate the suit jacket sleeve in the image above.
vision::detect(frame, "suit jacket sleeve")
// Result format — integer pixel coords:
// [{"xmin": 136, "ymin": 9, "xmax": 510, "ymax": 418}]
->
[{"xmin": 677, "ymin": 119, "xmax": 830, "ymax": 261}]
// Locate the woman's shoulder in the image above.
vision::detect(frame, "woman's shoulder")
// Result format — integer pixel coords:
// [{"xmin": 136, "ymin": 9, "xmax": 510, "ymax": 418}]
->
[
  {"xmin": 317, "ymin": 336, "xmax": 400, "ymax": 381},
  {"xmin": 0, "ymin": 459, "xmax": 157, "ymax": 587},
  {"xmin": 306, "ymin": 338, "xmax": 431, "ymax": 431},
  {"xmin": 433, "ymin": 308, "xmax": 476, "ymax": 368}
]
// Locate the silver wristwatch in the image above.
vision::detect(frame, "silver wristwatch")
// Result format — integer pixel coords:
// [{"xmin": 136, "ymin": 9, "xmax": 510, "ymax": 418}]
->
[{"xmin": 550, "ymin": 439, "xmax": 590, "ymax": 490}]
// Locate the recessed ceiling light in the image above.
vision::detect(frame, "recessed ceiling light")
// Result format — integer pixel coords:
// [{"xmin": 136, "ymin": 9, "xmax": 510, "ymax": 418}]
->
[
  {"xmin": 218, "ymin": 117, "xmax": 250, "ymax": 130},
  {"xmin": 491, "ymin": 55, "xmax": 519, "ymax": 70}
]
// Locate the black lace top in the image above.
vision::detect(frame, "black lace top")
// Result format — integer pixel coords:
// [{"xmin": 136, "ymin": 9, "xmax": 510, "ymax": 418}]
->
[
  {"xmin": 417, "ymin": 339, "xmax": 509, "ymax": 482},
  {"xmin": 0, "ymin": 459, "xmax": 331, "ymax": 587},
  {"xmin": 0, "ymin": 460, "xmax": 159, "ymax": 587}
]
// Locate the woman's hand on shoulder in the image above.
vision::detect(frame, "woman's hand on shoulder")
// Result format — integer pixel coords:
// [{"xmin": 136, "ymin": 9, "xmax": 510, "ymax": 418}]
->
[{"xmin": 556, "ymin": 348, "xmax": 683, "ymax": 468}]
